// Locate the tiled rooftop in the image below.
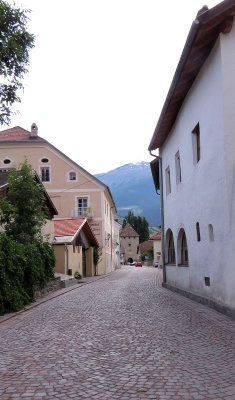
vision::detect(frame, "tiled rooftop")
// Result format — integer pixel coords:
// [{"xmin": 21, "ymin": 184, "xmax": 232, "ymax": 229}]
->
[
  {"xmin": 120, "ymin": 223, "xmax": 139, "ymax": 237},
  {"xmin": 54, "ymin": 218, "xmax": 85, "ymax": 237},
  {"xmin": 150, "ymin": 232, "xmax": 162, "ymax": 240},
  {"xmin": 0, "ymin": 126, "xmax": 46, "ymax": 142}
]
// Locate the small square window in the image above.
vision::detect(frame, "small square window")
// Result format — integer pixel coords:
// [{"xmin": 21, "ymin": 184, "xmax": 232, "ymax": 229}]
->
[
  {"xmin": 69, "ymin": 172, "xmax": 76, "ymax": 181},
  {"xmin": 41, "ymin": 167, "xmax": 50, "ymax": 182}
]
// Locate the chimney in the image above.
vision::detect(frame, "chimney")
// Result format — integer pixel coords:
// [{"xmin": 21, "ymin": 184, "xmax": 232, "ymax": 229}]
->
[{"xmin": 30, "ymin": 123, "xmax": 38, "ymax": 137}]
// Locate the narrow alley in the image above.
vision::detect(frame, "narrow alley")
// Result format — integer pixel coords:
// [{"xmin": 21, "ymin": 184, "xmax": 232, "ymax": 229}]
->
[{"xmin": 0, "ymin": 266, "xmax": 235, "ymax": 400}]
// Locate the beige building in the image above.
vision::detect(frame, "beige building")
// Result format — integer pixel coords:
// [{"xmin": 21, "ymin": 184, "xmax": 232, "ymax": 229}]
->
[
  {"xmin": 53, "ymin": 218, "xmax": 99, "ymax": 277},
  {"xmin": 0, "ymin": 125, "xmax": 117, "ymax": 275},
  {"xmin": 120, "ymin": 223, "xmax": 140, "ymax": 264},
  {"xmin": 150, "ymin": 232, "xmax": 162, "ymax": 267}
]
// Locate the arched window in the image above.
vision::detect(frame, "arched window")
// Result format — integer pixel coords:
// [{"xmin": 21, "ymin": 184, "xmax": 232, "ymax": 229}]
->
[
  {"xmin": 208, "ymin": 224, "xmax": 214, "ymax": 242},
  {"xmin": 166, "ymin": 229, "xmax": 175, "ymax": 264},
  {"xmin": 177, "ymin": 228, "xmax": 189, "ymax": 266},
  {"xmin": 181, "ymin": 231, "xmax": 188, "ymax": 265}
]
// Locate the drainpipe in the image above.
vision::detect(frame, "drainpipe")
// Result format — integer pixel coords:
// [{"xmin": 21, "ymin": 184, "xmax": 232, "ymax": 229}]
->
[
  {"xmin": 65, "ymin": 244, "xmax": 69, "ymax": 274},
  {"xmin": 149, "ymin": 150, "xmax": 166, "ymax": 284}
]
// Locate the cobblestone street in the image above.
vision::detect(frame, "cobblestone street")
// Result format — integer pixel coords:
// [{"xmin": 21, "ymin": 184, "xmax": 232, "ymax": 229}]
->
[{"xmin": 0, "ymin": 265, "xmax": 235, "ymax": 400}]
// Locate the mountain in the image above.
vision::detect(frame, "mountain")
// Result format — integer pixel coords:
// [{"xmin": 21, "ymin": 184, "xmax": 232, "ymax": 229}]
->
[{"xmin": 95, "ymin": 161, "xmax": 160, "ymax": 226}]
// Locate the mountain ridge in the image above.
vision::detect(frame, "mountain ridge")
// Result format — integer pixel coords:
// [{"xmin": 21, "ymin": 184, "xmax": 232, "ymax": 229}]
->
[{"xmin": 95, "ymin": 161, "xmax": 160, "ymax": 226}]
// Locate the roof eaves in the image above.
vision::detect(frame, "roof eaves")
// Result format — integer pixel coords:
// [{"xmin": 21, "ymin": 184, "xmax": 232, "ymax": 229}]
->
[{"xmin": 148, "ymin": 0, "xmax": 235, "ymax": 151}]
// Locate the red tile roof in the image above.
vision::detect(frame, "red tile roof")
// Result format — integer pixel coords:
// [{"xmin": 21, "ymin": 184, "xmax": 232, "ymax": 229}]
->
[
  {"xmin": 54, "ymin": 218, "xmax": 86, "ymax": 237},
  {"xmin": 54, "ymin": 218, "xmax": 99, "ymax": 246},
  {"xmin": 150, "ymin": 232, "xmax": 162, "ymax": 240},
  {"xmin": 120, "ymin": 223, "xmax": 139, "ymax": 237},
  {"xmin": 0, "ymin": 126, "xmax": 46, "ymax": 142}
]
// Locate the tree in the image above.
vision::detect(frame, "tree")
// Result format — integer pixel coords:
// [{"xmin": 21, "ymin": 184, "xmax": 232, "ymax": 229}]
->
[
  {"xmin": 0, "ymin": 1, "xmax": 35, "ymax": 125},
  {"xmin": 0, "ymin": 160, "xmax": 48, "ymax": 244},
  {"xmin": 141, "ymin": 246, "xmax": 153, "ymax": 261},
  {"xmin": 0, "ymin": 160, "xmax": 56, "ymax": 314},
  {"xmin": 122, "ymin": 211, "xmax": 149, "ymax": 243}
]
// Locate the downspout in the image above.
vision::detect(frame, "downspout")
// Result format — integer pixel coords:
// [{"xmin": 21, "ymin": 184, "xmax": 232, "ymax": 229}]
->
[
  {"xmin": 149, "ymin": 150, "xmax": 166, "ymax": 284},
  {"xmin": 65, "ymin": 244, "xmax": 69, "ymax": 274}
]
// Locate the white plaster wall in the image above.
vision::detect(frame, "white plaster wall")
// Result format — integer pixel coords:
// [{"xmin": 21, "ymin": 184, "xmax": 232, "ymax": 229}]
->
[{"xmin": 160, "ymin": 34, "xmax": 235, "ymax": 308}]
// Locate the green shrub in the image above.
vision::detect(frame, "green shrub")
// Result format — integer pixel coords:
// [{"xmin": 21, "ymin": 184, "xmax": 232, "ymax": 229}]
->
[
  {"xmin": 74, "ymin": 271, "xmax": 82, "ymax": 280},
  {"xmin": 0, "ymin": 233, "xmax": 55, "ymax": 315}
]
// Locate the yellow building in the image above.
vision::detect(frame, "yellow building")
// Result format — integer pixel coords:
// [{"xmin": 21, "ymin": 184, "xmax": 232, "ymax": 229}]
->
[
  {"xmin": 0, "ymin": 124, "xmax": 117, "ymax": 275},
  {"xmin": 53, "ymin": 218, "xmax": 99, "ymax": 277}
]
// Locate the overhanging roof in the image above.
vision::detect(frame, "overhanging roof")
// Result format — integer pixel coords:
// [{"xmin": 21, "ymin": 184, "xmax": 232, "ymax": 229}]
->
[
  {"xmin": 148, "ymin": 0, "xmax": 235, "ymax": 151},
  {"xmin": 53, "ymin": 218, "xmax": 99, "ymax": 246}
]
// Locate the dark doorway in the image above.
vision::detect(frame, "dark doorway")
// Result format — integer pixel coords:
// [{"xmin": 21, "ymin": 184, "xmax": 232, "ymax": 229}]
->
[{"xmin": 128, "ymin": 258, "xmax": 133, "ymax": 264}]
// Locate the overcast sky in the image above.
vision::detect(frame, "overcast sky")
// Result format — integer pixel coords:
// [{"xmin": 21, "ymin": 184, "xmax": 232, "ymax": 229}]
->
[{"xmin": 7, "ymin": 0, "xmax": 219, "ymax": 174}]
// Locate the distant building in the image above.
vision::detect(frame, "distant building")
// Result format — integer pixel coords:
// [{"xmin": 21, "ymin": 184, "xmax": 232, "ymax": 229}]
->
[
  {"xmin": 150, "ymin": 232, "xmax": 162, "ymax": 267},
  {"xmin": 120, "ymin": 223, "xmax": 139, "ymax": 264},
  {"xmin": 149, "ymin": 1, "xmax": 235, "ymax": 318}
]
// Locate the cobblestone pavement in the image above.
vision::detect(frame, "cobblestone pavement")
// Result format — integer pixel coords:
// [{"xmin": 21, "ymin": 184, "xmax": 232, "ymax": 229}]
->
[{"xmin": 0, "ymin": 266, "xmax": 235, "ymax": 400}]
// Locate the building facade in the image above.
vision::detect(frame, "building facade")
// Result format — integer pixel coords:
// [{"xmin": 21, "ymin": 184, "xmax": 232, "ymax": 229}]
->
[
  {"xmin": 120, "ymin": 223, "xmax": 140, "ymax": 264},
  {"xmin": 0, "ymin": 126, "xmax": 117, "ymax": 275},
  {"xmin": 149, "ymin": 1, "xmax": 235, "ymax": 317}
]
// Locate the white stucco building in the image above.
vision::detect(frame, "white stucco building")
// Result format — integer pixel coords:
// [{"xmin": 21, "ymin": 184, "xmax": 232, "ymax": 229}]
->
[{"xmin": 149, "ymin": 0, "xmax": 235, "ymax": 318}]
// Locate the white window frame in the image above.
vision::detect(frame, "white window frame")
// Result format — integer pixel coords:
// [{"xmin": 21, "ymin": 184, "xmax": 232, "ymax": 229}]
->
[
  {"xmin": 2, "ymin": 158, "xmax": 12, "ymax": 165},
  {"xmin": 68, "ymin": 171, "xmax": 77, "ymax": 182},
  {"xmin": 75, "ymin": 195, "xmax": 90, "ymax": 217},
  {"xmin": 40, "ymin": 166, "xmax": 51, "ymax": 183}
]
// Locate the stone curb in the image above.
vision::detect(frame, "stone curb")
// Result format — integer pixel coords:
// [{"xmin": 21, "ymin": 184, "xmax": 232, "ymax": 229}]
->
[
  {"xmin": 163, "ymin": 282, "xmax": 235, "ymax": 321},
  {"xmin": 0, "ymin": 272, "xmax": 115, "ymax": 325}
]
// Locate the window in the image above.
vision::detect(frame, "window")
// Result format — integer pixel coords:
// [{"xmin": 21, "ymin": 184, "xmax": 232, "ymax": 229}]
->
[
  {"xmin": 192, "ymin": 122, "xmax": 200, "ymax": 163},
  {"xmin": 167, "ymin": 231, "xmax": 175, "ymax": 264},
  {"xmin": 177, "ymin": 228, "xmax": 189, "ymax": 266},
  {"xmin": 205, "ymin": 277, "xmax": 210, "ymax": 286},
  {"xmin": 3, "ymin": 158, "xmax": 11, "ymax": 165},
  {"xmin": 196, "ymin": 222, "xmax": 201, "ymax": 242},
  {"xmin": 175, "ymin": 151, "xmax": 182, "ymax": 184},
  {"xmin": 41, "ymin": 158, "xmax": 49, "ymax": 163},
  {"xmin": 77, "ymin": 197, "xmax": 88, "ymax": 216},
  {"xmin": 165, "ymin": 166, "xmax": 171, "ymax": 195},
  {"xmin": 0, "ymin": 168, "xmax": 10, "ymax": 173},
  {"xmin": 181, "ymin": 232, "xmax": 188, "ymax": 265},
  {"xmin": 41, "ymin": 167, "xmax": 50, "ymax": 182},
  {"xmin": 69, "ymin": 172, "xmax": 76, "ymax": 181},
  {"xmin": 208, "ymin": 224, "xmax": 214, "ymax": 242}
]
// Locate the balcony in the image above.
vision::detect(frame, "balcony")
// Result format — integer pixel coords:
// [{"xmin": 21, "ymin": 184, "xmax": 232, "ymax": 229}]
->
[{"xmin": 71, "ymin": 207, "xmax": 93, "ymax": 218}]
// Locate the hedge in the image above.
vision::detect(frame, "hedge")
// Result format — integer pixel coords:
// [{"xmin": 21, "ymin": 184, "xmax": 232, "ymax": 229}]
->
[{"xmin": 0, "ymin": 233, "xmax": 55, "ymax": 315}]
